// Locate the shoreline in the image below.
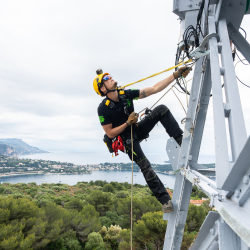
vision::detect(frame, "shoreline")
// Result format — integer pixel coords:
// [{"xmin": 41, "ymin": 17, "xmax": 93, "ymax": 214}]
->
[
  {"xmin": 0, "ymin": 170, "xmax": 171, "ymax": 179},
  {"xmin": 0, "ymin": 173, "xmax": 44, "ymax": 178}
]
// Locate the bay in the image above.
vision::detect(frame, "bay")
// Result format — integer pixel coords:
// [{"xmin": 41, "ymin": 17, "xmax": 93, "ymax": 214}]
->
[
  {"xmin": 0, "ymin": 171, "xmax": 176, "ymax": 188},
  {"xmin": 19, "ymin": 151, "xmax": 169, "ymax": 165}
]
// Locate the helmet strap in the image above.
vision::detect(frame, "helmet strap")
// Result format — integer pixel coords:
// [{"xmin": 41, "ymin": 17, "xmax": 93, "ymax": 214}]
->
[{"xmin": 103, "ymin": 83, "xmax": 117, "ymax": 95}]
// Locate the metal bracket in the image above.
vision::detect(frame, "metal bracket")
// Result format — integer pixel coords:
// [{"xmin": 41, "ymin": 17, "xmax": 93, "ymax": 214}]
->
[
  {"xmin": 189, "ymin": 33, "xmax": 220, "ymax": 59},
  {"xmin": 166, "ymin": 138, "xmax": 180, "ymax": 171},
  {"xmin": 223, "ymin": 103, "xmax": 231, "ymax": 118}
]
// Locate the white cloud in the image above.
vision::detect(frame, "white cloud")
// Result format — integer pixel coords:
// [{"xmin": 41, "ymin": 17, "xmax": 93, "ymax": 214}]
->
[{"xmin": 0, "ymin": 0, "xmax": 249, "ymax": 164}]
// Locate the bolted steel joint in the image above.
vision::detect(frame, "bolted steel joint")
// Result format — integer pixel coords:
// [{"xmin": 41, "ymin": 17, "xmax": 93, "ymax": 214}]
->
[
  {"xmin": 235, "ymin": 189, "xmax": 241, "ymax": 198},
  {"xmin": 243, "ymin": 175, "xmax": 249, "ymax": 185}
]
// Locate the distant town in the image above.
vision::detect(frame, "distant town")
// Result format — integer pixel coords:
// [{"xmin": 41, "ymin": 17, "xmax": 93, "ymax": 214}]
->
[{"xmin": 0, "ymin": 155, "xmax": 215, "ymax": 178}]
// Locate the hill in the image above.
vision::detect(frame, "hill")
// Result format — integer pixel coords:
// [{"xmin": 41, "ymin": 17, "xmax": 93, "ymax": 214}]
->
[{"xmin": 0, "ymin": 138, "xmax": 48, "ymax": 156}]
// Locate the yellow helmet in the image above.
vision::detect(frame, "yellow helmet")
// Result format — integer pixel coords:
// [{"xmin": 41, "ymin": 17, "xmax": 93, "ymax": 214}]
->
[{"xmin": 93, "ymin": 69, "xmax": 109, "ymax": 96}]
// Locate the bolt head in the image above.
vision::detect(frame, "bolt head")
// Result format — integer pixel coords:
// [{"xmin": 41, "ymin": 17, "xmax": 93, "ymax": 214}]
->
[
  {"xmin": 182, "ymin": 155, "xmax": 185, "ymax": 158},
  {"xmin": 243, "ymin": 175, "xmax": 249, "ymax": 184},
  {"xmin": 230, "ymin": 2, "xmax": 234, "ymax": 6},
  {"xmin": 192, "ymin": 98, "xmax": 196, "ymax": 101},
  {"xmin": 240, "ymin": 1, "xmax": 244, "ymax": 5},
  {"xmin": 188, "ymin": 4, "xmax": 192, "ymax": 7},
  {"xmin": 203, "ymin": 98, "xmax": 207, "ymax": 102},
  {"xmin": 235, "ymin": 189, "xmax": 240, "ymax": 198},
  {"xmin": 210, "ymin": 228, "xmax": 215, "ymax": 235}
]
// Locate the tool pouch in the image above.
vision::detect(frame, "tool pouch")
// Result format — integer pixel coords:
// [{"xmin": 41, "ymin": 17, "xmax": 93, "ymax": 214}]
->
[{"xmin": 103, "ymin": 134, "xmax": 114, "ymax": 153}]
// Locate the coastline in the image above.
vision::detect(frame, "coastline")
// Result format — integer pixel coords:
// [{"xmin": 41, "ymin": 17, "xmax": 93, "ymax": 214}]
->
[
  {"xmin": 0, "ymin": 170, "xmax": 171, "ymax": 179},
  {"xmin": 0, "ymin": 172, "xmax": 44, "ymax": 178}
]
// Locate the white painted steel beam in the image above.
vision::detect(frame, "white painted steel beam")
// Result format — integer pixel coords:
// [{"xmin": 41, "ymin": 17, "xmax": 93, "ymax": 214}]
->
[
  {"xmin": 214, "ymin": 198, "xmax": 250, "ymax": 247},
  {"xmin": 189, "ymin": 60, "xmax": 212, "ymax": 166},
  {"xmin": 208, "ymin": 241, "xmax": 219, "ymax": 250},
  {"xmin": 227, "ymin": 22, "xmax": 250, "ymax": 64},
  {"xmin": 164, "ymin": 58, "xmax": 205, "ymax": 250},
  {"xmin": 218, "ymin": 19, "xmax": 247, "ymax": 162},
  {"xmin": 180, "ymin": 166, "xmax": 250, "ymax": 247},
  {"xmin": 222, "ymin": 136, "xmax": 250, "ymax": 207},
  {"xmin": 189, "ymin": 212, "xmax": 220, "ymax": 250},
  {"xmin": 208, "ymin": 16, "xmax": 230, "ymax": 189},
  {"xmin": 218, "ymin": 221, "xmax": 241, "ymax": 250},
  {"xmin": 222, "ymin": 136, "xmax": 250, "ymax": 191}
]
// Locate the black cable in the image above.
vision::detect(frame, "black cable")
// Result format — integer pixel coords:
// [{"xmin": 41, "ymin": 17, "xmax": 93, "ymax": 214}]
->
[
  {"xmin": 236, "ymin": 76, "xmax": 250, "ymax": 88},
  {"xmin": 239, "ymin": 27, "xmax": 247, "ymax": 39},
  {"xmin": 174, "ymin": 85, "xmax": 187, "ymax": 94},
  {"xmin": 234, "ymin": 56, "xmax": 250, "ymax": 88},
  {"xmin": 236, "ymin": 52, "xmax": 250, "ymax": 65}
]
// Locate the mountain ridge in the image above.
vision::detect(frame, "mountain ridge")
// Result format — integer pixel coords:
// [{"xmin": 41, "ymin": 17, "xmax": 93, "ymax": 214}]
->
[{"xmin": 0, "ymin": 138, "xmax": 49, "ymax": 156}]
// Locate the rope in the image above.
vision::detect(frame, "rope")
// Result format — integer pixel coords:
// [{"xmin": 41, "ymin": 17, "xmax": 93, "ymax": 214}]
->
[
  {"xmin": 171, "ymin": 86, "xmax": 187, "ymax": 115},
  {"xmin": 182, "ymin": 76, "xmax": 189, "ymax": 107},
  {"xmin": 130, "ymin": 125, "xmax": 134, "ymax": 250},
  {"xmin": 119, "ymin": 59, "xmax": 192, "ymax": 90},
  {"xmin": 138, "ymin": 76, "xmax": 192, "ymax": 116}
]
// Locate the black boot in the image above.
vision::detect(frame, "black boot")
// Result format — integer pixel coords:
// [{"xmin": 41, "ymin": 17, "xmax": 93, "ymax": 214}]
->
[{"xmin": 174, "ymin": 134, "xmax": 183, "ymax": 146}]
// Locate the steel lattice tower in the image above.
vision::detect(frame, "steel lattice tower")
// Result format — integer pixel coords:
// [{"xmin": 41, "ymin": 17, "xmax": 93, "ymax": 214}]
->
[{"xmin": 163, "ymin": 0, "xmax": 250, "ymax": 249}]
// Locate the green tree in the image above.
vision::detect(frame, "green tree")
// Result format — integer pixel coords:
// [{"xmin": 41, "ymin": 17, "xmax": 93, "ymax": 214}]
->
[
  {"xmin": 45, "ymin": 229, "xmax": 82, "ymax": 250},
  {"xmin": 133, "ymin": 211, "xmax": 167, "ymax": 249},
  {"xmin": 116, "ymin": 191, "xmax": 128, "ymax": 198},
  {"xmin": 70, "ymin": 204, "xmax": 101, "ymax": 243},
  {"xmin": 99, "ymin": 225, "xmax": 122, "ymax": 250},
  {"xmin": 85, "ymin": 232, "xmax": 105, "ymax": 250},
  {"xmin": 202, "ymin": 200, "xmax": 211, "ymax": 214},
  {"xmin": 191, "ymin": 186, "xmax": 208, "ymax": 199},
  {"xmin": 114, "ymin": 196, "xmax": 161, "ymax": 228},
  {"xmin": 85, "ymin": 190, "xmax": 113, "ymax": 216},
  {"xmin": 103, "ymin": 184, "xmax": 115, "ymax": 193},
  {"xmin": 118, "ymin": 229, "xmax": 135, "ymax": 250},
  {"xmin": 0, "ymin": 185, "xmax": 5, "ymax": 194},
  {"xmin": 181, "ymin": 231, "xmax": 197, "ymax": 250},
  {"xmin": 64, "ymin": 198, "xmax": 85, "ymax": 211},
  {"xmin": 186, "ymin": 204, "xmax": 206, "ymax": 232}
]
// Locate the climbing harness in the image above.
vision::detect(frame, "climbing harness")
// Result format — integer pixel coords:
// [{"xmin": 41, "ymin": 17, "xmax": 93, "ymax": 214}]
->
[{"xmin": 103, "ymin": 90, "xmax": 131, "ymax": 115}]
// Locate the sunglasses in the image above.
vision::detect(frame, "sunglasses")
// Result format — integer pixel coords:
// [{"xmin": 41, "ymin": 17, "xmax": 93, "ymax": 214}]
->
[{"xmin": 103, "ymin": 75, "xmax": 112, "ymax": 81}]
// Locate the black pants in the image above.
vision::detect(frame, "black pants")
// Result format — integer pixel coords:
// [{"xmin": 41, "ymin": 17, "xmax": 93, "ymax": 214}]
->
[{"xmin": 121, "ymin": 105, "xmax": 183, "ymax": 204}]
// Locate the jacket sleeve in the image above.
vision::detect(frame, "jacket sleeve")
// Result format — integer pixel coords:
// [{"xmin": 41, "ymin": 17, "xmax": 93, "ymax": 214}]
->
[
  {"xmin": 125, "ymin": 89, "xmax": 140, "ymax": 100},
  {"xmin": 97, "ymin": 106, "xmax": 112, "ymax": 126}
]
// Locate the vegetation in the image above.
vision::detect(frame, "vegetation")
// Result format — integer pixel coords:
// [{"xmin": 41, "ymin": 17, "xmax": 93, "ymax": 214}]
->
[{"xmin": 0, "ymin": 180, "xmax": 211, "ymax": 249}]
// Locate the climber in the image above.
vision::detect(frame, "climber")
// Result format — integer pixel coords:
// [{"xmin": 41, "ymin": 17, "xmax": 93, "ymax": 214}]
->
[{"xmin": 93, "ymin": 66, "xmax": 191, "ymax": 213}]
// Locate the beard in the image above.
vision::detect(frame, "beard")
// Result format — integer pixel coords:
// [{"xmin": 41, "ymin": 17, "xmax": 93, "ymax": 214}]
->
[{"xmin": 113, "ymin": 81, "xmax": 118, "ymax": 89}]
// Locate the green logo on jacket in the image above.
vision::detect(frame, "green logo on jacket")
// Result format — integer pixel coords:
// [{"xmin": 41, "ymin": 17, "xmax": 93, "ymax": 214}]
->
[
  {"xmin": 126, "ymin": 99, "xmax": 131, "ymax": 107},
  {"xmin": 99, "ymin": 116, "xmax": 105, "ymax": 123}
]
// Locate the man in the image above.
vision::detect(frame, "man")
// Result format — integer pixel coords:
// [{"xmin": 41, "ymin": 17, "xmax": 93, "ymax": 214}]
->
[{"xmin": 93, "ymin": 67, "xmax": 191, "ymax": 213}]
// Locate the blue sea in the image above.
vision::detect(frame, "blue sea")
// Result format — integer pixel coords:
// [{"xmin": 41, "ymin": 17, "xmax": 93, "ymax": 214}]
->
[{"xmin": 0, "ymin": 171, "xmax": 176, "ymax": 188}]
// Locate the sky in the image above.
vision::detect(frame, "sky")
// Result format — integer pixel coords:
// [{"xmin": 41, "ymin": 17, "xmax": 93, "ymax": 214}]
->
[{"xmin": 0, "ymin": 0, "xmax": 249, "ymax": 164}]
